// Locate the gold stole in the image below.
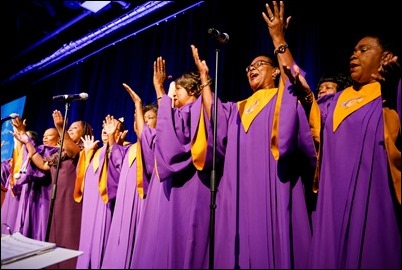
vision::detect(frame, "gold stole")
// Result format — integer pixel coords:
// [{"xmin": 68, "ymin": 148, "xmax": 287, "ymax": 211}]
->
[
  {"xmin": 126, "ymin": 143, "xmax": 144, "ymax": 198},
  {"xmin": 383, "ymin": 107, "xmax": 401, "ymax": 204},
  {"xmin": 333, "ymin": 83, "xmax": 380, "ymax": 132},
  {"xmin": 10, "ymin": 144, "xmax": 23, "ymax": 197},
  {"xmin": 74, "ymin": 149, "xmax": 94, "ymax": 202},
  {"xmin": 191, "ymin": 105, "xmax": 207, "ymax": 170},
  {"xmin": 238, "ymin": 87, "xmax": 277, "ymax": 134},
  {"xmin": 135, "ymin": 142, "xmax": 145, "ymax": 199},
  {"xmin": 333, "ymin": 83, "xmax": 401, "ymax": 203}
]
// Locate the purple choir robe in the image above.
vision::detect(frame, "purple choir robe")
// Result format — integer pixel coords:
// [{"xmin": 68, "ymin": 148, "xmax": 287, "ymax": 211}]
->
[
  {"xmin": 102, "ymin": 128, "xmax": 156, "ymax": 269},
  {"xmin": 213, "ymin": 74, "xmax": 317, "ymax": 269},
  {"xmin": 1, "ymin": 158, "xmax": 20, "ymax": 235},
  {"xmin": 76, "ymin": 143, "xmax": 126, "ymax": 269},
  {"xmin": 1, "ymin": 143, "xmax": 33, "ymax": 236},
  {"xmin": 309, "ymin": 81, "xmax": 401, "ymax": 269},
  {"xmin": 131, "ymin": 95, "xmax": 216, "ymax": 269},
  {"xmin": 14, "ymin": 145, "xmax": 59, "ymax": 241}
]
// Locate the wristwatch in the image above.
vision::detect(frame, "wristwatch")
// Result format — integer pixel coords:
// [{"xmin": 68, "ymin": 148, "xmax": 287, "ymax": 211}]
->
[{"xmin": 274, "ymin": 44, "xmax": 288, "ymax": 55}]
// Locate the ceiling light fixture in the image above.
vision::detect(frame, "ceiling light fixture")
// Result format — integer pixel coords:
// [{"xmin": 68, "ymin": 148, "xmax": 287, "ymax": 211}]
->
[
  {"xmin": 5, "ymin": 1, "xmax": 181, "ymax": 84},
  {"xmin": 80, "ymin": 1, "xmax": 111, "ymax": 13}
]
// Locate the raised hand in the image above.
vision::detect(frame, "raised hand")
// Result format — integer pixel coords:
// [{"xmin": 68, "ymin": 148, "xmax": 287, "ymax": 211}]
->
[
  {"xmin": 371, "ymin": 55, "xmax": 400, "ymax": 108},
  {"xmin": 12, "ymin": 131, "xmax": 30, "ymax": 144},
  {"xmin": 191, "ymin": 44, "xmax": 209, "ymax": 78},
  {"xmin": 80, "ymin": 134, "xmax": 99, "ymax": 152},
  {"xmin": 116, "ymin": 130, "xmax": 128, "ymax": 145},
  {"xmin": 103, "ymin": 115, "xmax": 118, "ymax": 136},
  {"xmin": 52, "ymin": 110, "xmax": 64, "ymax": 131},
  {"xmin": 153, "ymin": 56, "xmax": 167, "ymax": 88},
  {"xmin": 262, "ymin": 1, "xmax": 291, "ymax": 42},
  {"xmin": 11, "ymin": 116, "xmax": 27, "ymax": 134},
  {"xmin": 122, "ymin": 83, "xmax": 142, "ymax": 106},
  {"xmin": 191, "ymin": 44, "xmax": 212, "ymax": 119},
  {"xmin": 283, "ymin": 64, "xmax": 312, "ymax": 96}
]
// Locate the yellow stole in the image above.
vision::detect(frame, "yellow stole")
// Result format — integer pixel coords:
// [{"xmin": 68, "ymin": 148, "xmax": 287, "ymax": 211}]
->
[
  {"xmin": 333, "ymin": 83, "xmax": 381, "ymax": 132},
  {"xmin": 74, "ymin": 149, "xmax": 94, "ymax": 202},
  {"xmin": 135, "ymin": 142, "xmax": 145, "ymax": 199},
  {"xmin": 10, "ymin": 144, "xmax": 23, "ymax": 196},
  {"xmin": 383, "ymin": 107, "xmax": 401, "ymax": 204},
  {"xmin": 128, "ymin": 142, "xmax": 137, "ymax": 167},
  {"xmin": 191, "ymin": 105, "xmax": 208, "ymax": 170},
  {"xmin": 238, "ymin": 87, "xmax": 277, "ymax": 134}
]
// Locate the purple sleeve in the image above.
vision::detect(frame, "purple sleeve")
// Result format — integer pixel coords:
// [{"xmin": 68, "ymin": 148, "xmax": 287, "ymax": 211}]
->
[
  {"xmin": 277, "ymin": 68, "xmax": 318, "ymax": 177},
  {"xmin": 140, "ymin": 126, "xmax": 156, "ymax": 177},
  {"xmin": 155, "ymin": 95, "xmax": 202, "ymax": 180},
  {"xmin": 108, "ymin": 143, "xmax": 131, "ymax": 200},
  {"xmin": 1, "ymin": 160, "xmax": 11, "ymax": 187}
]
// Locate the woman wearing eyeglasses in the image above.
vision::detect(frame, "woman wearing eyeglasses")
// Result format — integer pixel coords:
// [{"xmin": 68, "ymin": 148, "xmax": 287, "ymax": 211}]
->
[{"xmin": 196, "ymin": 2, "xmax": 319, "ymax": 268}]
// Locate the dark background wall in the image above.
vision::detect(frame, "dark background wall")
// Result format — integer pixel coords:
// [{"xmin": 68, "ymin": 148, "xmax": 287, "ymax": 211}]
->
[{"xmin": 1, "ymin": 1, "xmax": 400, "ymax": 143}]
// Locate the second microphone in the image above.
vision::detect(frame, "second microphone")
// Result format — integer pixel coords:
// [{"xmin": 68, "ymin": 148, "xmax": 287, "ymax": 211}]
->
[{"xmin": 208, "ymin": 28, "xmax": 229, "ymax": 44}]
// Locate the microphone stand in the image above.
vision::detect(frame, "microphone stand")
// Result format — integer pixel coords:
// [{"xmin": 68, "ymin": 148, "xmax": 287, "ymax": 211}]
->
[
  {"xmin": 45, "ymin": 101, "xmax": 71, "ymax": 242},
  {"xmin": 209, "ymin": 47, "xmax": 220, "ymax": 270}
]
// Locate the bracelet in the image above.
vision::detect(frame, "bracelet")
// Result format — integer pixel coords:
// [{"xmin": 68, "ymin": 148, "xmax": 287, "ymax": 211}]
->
[
  {"xmin": 31, "ymin": 151, "xmax": 38, "ymax": 158},
  {"xmin": 157, "ymin": 96, "xmax": 162, "ymax": 100},
  {"xmin": 274, "ymin": 44, "xmax": 288, "ymax": 56},
  {"xmin": 199, "ymin": 78, "xmax": 212, "ymax": 89},
  {"xmin": 301, "ymin": 92, "xmax": 314, "ymax": 104}
]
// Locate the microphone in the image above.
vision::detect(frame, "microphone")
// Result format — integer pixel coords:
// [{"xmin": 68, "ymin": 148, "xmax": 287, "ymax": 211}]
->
[
  {"xmin": 1, "ymin": 113, "xmax": 19, "ymax": 123},
  {"xmin": 52, "ymin": 92, "xmax": 89, "ymax": 102},
  {"xmin": 208, "ymin": 28, "xmax": 229, "ymax": 44}
]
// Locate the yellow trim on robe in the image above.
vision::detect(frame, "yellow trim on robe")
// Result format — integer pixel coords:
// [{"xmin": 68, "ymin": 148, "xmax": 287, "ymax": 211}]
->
[
  {"xmin": 191, "ymin": 105, "xmax": 207, "ymax": 170},
  {"xmin": 128, "ymin": 142, "xmax": 137, "ymax": 167},
  {"xmin": 10, "ymin": 145, "xmax": 24, "ymax": 197},
  {"xmin": 333, "ymin": 82, "xmax": 381, "ymax": 132},
  {"xmin": 383, "ymin": 107, "xmax": 401, "ymax": 204},
  {"xmin": 238, "ymin": 87, "xmax": 278, "ymax": 133},
  {"xmin": 266, "ymin": 81, "xmax": 283, "ymax": 161},
  {"xmin": 74, "ymin": 149, "xmax": 94, "ymax": 202},
  {"xmin": 136, "ymin": 142, "xmax": 145, "ymax": 199},
  {"xmin": 309, "ymin": 98, "xmax": 321, "ymax": 147}
]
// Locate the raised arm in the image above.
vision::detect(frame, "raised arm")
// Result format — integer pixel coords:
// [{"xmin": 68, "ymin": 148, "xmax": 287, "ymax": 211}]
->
[
  {"xmin": 263, "ymin": 1, "xmax": 314, "ymax": 110},
  {"xmin": 191, "ymin": 44, "xmax": 212, "ymax": 119},
  {"xmin": 122, "ymin": 83, "xmax": 144, "ymax": 139},
  {"xmin": 52, "ymin": 110, "xmax": 81, "ymax": 158},
  {"xmin": 153, "ymin": 56, "xmax": 167, "ymax": 106}
]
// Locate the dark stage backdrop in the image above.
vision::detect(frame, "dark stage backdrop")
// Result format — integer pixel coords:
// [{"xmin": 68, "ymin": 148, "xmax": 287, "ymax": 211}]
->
[{"xmin": 1, "ymin": 1, "xmax": 399, "ymax": 143}]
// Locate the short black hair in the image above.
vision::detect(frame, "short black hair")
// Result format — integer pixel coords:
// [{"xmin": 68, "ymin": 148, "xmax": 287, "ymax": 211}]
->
[{"xmin": 316, "ymin": 73, "xmax": 353, "ymax": 92}]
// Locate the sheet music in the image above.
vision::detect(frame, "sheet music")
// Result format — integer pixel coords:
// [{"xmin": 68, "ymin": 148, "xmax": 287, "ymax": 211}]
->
[{"xmin": 1, "ymin": 232, "xmax": 56, "ymax": 265}]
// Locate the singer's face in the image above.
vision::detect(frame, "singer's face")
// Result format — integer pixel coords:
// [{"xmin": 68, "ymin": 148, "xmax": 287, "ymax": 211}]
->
[
  {"xmin": 173, "ymin": 85, "xmax": 197, "ymax": 108},
  {"xmin": 144, "ymin": 110, "xmax": 157, "ymax": 129},
  {"xmin": 247, "ymin": 56, "xmax": 275, "ymax": 92},
  {"xmin": 43, "ymin": 128, "xmax": 59, "ymax": 146},
  {"xmin": 317, "ymin": 81, "xmax": 338, "ymax": 98},
  {"xmin": 67, "ymin": 121, "xmax": 84, "ymax": 143}
]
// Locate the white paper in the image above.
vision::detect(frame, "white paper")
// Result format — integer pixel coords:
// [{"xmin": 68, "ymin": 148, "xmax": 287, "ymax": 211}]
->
[
  {"xmin": 1, "ymin": 233, "xmax": 55, "ymax": 265},
  {"xmin": 1, "ymin": 247, "xmax": 83, "ymax": 269}
]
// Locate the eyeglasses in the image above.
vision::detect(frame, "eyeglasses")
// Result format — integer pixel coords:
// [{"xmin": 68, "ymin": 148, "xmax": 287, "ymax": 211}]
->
[{"xmin": 245, "ymin": 60, "xmax": 273, "ymax": 73}]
